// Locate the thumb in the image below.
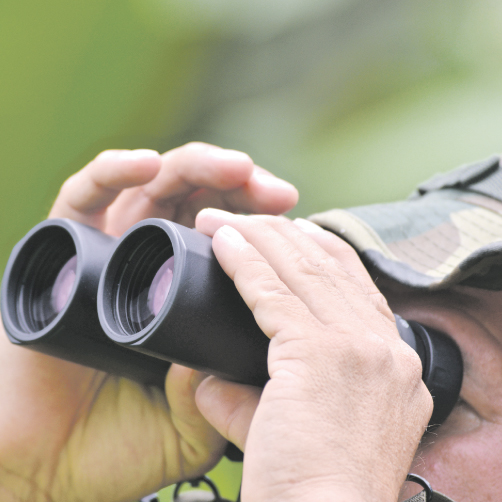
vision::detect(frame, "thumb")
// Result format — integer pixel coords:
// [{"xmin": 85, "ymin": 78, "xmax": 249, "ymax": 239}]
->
[{"xmin": 195, "ymin": 376, "xmax": 262, "ymax": 451}]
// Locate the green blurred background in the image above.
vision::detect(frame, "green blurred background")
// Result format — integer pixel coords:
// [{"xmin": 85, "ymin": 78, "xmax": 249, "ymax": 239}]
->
[{"xmin": 2, "ymin": 0, "xmax": 502, "ymax": 499}]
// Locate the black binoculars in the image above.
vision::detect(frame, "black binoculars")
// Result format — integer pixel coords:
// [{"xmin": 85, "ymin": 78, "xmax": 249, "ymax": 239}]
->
[{"xmin": 1, "ymin": 218, "xmax": 463, "ymax": 427}]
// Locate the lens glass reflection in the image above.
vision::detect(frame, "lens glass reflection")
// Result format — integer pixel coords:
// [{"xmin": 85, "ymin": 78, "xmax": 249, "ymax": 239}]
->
[
  {"xmin": 13, "ymin": 226, "xmax": 77, "ymax": 333},
  {"xmin": 112, "ymin": 227, "xmax": 175, "ymax": 335},
  {"xmin": 51, "ymin": 255, "xmax": 78, "ymax": 314},
  {"xmin": 148, "ymin": 256, "xmax": 174, "ymax": 317}
]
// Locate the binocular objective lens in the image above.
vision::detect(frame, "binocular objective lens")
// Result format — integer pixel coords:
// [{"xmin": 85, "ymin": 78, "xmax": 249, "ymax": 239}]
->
[
  {"xmin": 109, "ymin": 227, "xmax": 175, "ymax": 335},
  {"xmin": 51, "ymin": 255, "xmax": 78, "ymax": 314},
  {"xmin": 148, "ymin": 256, "xmax": 175, "ymax": 317},
  {"xmin": 8, "ymin": 226, "xmax": 77, "ymax": 333}
]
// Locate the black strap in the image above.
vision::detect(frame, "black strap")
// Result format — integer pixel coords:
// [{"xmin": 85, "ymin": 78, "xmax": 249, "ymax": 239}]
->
[
  {"xmin": 404, "ymin": 473, "xmax": 457, "ymax": 502},
  {"xmin": 404, "ymin": 490, "xmax": 457, "ymax": 502}
]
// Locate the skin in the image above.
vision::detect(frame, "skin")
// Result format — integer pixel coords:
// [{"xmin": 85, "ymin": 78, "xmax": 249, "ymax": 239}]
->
[
  {"xmin": 384, "ymin": 286, "xmax": 502, "ymax": 502},
  {"xmin": 1, "ymin": 143, "xmax": 485, "ymax": 502},
  {"xmin": 194, "ymin": 217, "xmax": 502, "ymax": 501},
  {"xmin": 193, "ymin": 210, "xmax": 432, "ymax": 502},
  {"xmin": 0, "ymin": 143, "xmax": 299, "ymax": 502}
]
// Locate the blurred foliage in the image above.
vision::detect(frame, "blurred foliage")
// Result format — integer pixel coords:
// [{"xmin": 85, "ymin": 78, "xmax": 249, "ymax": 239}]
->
[{"xmin": 2, "ymin": 0, "xmax": 502, "ymax": 499}]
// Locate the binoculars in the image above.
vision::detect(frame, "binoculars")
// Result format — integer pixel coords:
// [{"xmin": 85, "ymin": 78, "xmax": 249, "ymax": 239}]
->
[{"xmin": 1, "ymin": 218, "xmax": 463, "ymax": 427}]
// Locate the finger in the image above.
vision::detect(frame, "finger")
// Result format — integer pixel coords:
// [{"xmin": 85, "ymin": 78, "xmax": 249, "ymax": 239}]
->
[
  {"xmin": 49, "ymin": 149, "xmax": 161, "ymax": 225},
  {"xmin": 141, "ymin": 144, "xmax": 297, "ymax": 214},
  {"xmin": 100, "ymin": 142, "xmax": 297, "ymax": 233},
  {"xmin": 290, "ymin": 218, "xmax": 395, "ymax": 325},
  {"xmin": 170, "ymin": 166, "xmax": 298, "ymax": 219},
  {"xmin": 200, "ymin": 209, "xmax": 394, "ymax": 333},
  {"xmin": 292, "ymin": 219, "xmax": 376, "ymax": 286},
  {"xmin": 195, "ymin": 376, "xmax": 261, "ymax": 452},
  {"xmin": 258, "ymin": 216, "xmax": 377, "ymax": 288},
  {"xmin": 166, "ymin": 364, "xmax": 227, "ymax": 466},
  {"xmin": 201, "ymin": 211, "xmax": 371, "ymax": 287},
  {"xmin": 211, "ymin": 224, "xmax": 316, "ymax": 339},
  {"xmin": 166, "ymin": 364, "xmax": 208, "ymax": 429},
  {"xmin": 143, "ymin": 142, "xmax": 256, "ymax": 201},
  {"xmin": 221, "ymin": 165, "xmax": 299, "ymax": 214},
  {"xmin": 99, "ymin": 143, "xmax": 261, "ymax": 232},
  {"xmin": 266, "ymin": 216, "xmax": 394, "ymax": 322}
]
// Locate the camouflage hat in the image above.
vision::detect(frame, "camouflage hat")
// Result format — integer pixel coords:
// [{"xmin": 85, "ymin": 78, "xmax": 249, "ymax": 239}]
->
[{"xmin": 309, "ymin": 155, "xmax": 502, "ymax": 290}]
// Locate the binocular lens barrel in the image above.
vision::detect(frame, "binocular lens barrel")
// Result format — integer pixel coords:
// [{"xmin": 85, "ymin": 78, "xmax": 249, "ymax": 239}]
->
[
  {"xmin": 1, "ymin": 218, "xmax": 463, "ymax": 427},
  {"xmin": 98, "ymin": 219, "xmax": 271, "ymax": 386},
  {"xmin": 10, "ymin": 226, "xmax": 77, "ymax": 333},
  {"xmin": 110, "ymin": 227, "xmax": 175, "ymax": 335},
  {"xmin": 1, "ymin": 219, "xmax": 171, "ymax": 387}
]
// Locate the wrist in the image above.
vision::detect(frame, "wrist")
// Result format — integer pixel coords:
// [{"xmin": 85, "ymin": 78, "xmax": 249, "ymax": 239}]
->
[{"xmin": 242, "ymin": 479, "xmax": 373, "ymax": 502}]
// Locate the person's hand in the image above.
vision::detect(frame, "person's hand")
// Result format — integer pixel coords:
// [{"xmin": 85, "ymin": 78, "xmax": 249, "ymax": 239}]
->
[
  {"xmin": 0, "ymin": 144, "xmax": 298, "ymax": 502},
  {"xmin": 194, "ymin": 210, "xmax": 433, "ymax": 502},
  {"xmin": 49, "ymin": 144, "xmax": 297, "ymax": 235}
]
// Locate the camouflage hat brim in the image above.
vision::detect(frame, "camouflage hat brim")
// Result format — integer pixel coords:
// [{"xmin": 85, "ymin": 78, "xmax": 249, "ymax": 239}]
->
[{"xmin": 309, "ymin": 156, "xmax": 502, "ymax": 290}]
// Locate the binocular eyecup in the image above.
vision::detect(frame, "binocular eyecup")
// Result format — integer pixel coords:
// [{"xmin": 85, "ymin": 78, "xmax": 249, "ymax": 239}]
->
[
  {"xmin": 1, "ymin": 219, "xmax": 171, "ymax": 387},
  {"xmin": 98, "ymin": 219, "xmax": 270, "ymax": 387},
  {"xmin": 1, "ymin": 218, "xmax": 463, "ymax": 428}
]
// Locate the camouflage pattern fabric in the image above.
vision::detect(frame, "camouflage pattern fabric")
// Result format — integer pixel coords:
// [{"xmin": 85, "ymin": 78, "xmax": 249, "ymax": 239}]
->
[{"xmin": 309, "ymin": 155, "xmax": 502, "ymax": 290}]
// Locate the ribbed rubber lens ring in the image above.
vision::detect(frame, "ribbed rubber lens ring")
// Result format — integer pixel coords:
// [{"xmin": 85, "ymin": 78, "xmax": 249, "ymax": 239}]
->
[{"xmin": 111, "ymin": 227, "xmax": 173, "ymax": 335}]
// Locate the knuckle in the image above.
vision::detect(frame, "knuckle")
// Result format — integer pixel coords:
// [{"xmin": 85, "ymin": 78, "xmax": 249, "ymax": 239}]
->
[
  {"xmin": 270, "ymin": 215, "xmax": 294, "ymax": 230},
  {"xmin": 220, "ymin": 398, "xmax": 242, "ymax": 445},
  {"xmin": 94, "ymin": 149, "xmax": 117, "ymax": 160},
  {"xmin": 252, "ymin": 214, "xmax": 289, "ymax": 227},
  {"xmin": 59, "ymin": 176, "xmax": 72, "ymax": 193},
  {"xmin": 334, "ymin": 236, "xmax": 359, "ymax": 256},
  {"xmin": 294, "ymin": 253, "xmax": 326, "ymax": 277},
  {"xmin": 293, "ymin": 253, "xmax": 317, "ymax": 273},
  {"xmin": 332, "ymin": 328, "xmax": 395, "ymax": 373},
  {"xmin": 365, "ymin": 335, "xmax": 395, "ymax": 371},
  {"xmin": 253, "ymin": 281, "xmax": 294, "ymax": 312},
  {"xmin": 232, "ymin": 255, "xmax": 264, "ymax": 281},
  {"xmin": 238, "ymin": 215, "xmax": 270, "ymax": 234},
  {"xmin": 170, "ymin": 141, "xmax": 212, "ymax": 158},
  {"xmin": 422, "ymin": 384, "xmax": 435, "ymax": 417},
  {"xmin": 290, "ymin": 248, "xmax": 362, "ymax": 291},
  {"xmin": 232, "ymin": 253, "xmax": 294, "ymax": 309},
  {"xmin": 240, "ymin": 254, "xmax": 269, "ymax": 274},
  {"xmin": 323, "ymin": 232, "xmax": 361, "ymax": 260},
  {"xmin": 398, "ymin": 342, "xmax": 424, "ymax": 383},
  {"xmin": 59, "ymin": 174, "xmax": 79, "ymax": 196},
  {"xmin": 249, "ymin": 216, "xmax": 280, "ymax": 235},
  {"xmin": 367, "ymin": 290, "xmax": 394, "ymax": 318},
  {"xmin": 294, "ymin": 254, "xmax": 344, "ymax": 293},
  {"xmin": 252, "ymin": 285, "xmax": 298, "ymax": 332},
  {"xmin": 183, "ymin": 141, "xmax": 208, "ymax": 151}
]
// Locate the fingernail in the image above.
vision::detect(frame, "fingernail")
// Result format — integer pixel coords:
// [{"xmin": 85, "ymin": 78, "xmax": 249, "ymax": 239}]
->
[
  {"xmin": 208, "ymin": 148, "xmax": 252, "ymax": 163},
  {"xmin": 119, "ymin": 149, "xmax": 160, "ymax": 160},
  {"xmin": 199, "ymin": 207, "xmax": 235, "ymax": 219},
  {"xmin": 293, "ymin": 218, "xmax": 324, "ymax": 233},
  {"xmin": 217, "ymin": 225, "xmax": 247, "ymax": 244},
  {"xmin": 253, "ymin": 171, "xmax": 296, "ymax": 191}
]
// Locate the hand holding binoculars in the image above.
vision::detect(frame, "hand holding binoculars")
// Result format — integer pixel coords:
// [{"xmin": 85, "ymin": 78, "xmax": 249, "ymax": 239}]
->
[{"xmin": 1, "ymin": 218, "xmax": 463, "ymax": 427}]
